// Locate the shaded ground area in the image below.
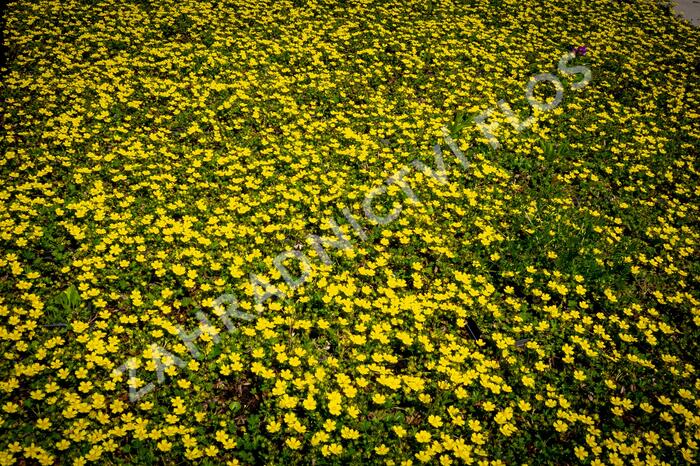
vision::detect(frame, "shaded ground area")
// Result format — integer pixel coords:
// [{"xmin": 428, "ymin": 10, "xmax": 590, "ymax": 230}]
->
[{"xmin": 674, "ymin": 0, "xmax": 700, "ymax": 25}]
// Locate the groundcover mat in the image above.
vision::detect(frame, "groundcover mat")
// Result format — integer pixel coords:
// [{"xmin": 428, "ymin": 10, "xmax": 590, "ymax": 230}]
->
[{"xmin": 1, "ymin": 0, "xmax": 699, "ymax": 464}]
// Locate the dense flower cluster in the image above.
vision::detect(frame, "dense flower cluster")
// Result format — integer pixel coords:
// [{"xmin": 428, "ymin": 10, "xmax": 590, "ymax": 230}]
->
[{"xmin": 1, "ymin": 0, "xmax": 699, "ymax": 464}]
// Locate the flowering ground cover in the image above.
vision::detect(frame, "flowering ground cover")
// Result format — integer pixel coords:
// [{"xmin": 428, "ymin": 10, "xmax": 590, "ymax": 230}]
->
[{"xmin": 1, "ymin": 0, "xmax": 699, "ymax": 464}]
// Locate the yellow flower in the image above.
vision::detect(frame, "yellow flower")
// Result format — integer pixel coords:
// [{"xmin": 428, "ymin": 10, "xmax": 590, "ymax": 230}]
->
[
  {"xmin": 303, "ymin": 395, "xmax": 316, "ymax": 411},
  {"xmin": 267, "ymin": 420, "xmax": 281, "ymax": 433},
  {"xmin": 553, "ymin": 420, "xmax": 568, "ymax": 433},
  {"xmin": 375, "ymin": 444, "xmax": 390, "ymax": 455},
  {"xmin": 36, "ymin": 418, "xmax": 51, "ymax": 430},
  {"xmin": 157, "ymin": 440, "xmax": 172, "ymax": 452},
  {"xmin": 415, "ymin": 430, "xmax": 432, "ymax": 443},
  {"xmin": 340, "ymin": 427, "xmax": 360, "ymax": 440},
  {"xmin": 285, "ymin": 438, "xmax": 301, "ymax": 450},
  {"xmin": 428, "ymin": 415, "xmax": 443, "ymax": 428},
  {"xmin": 71, "ymin": 321, "xmax": 89, "ymax": 333},
  {"xmin": 323, "ymin": 419, "xmax": 336, "ymax": 431},
  {"xmin": 574, "ymin": 446, "xmax": 588, "ymax": 460},
  {"xmin": 471, "ymin": 432, "xmax": 486, "ymax": 445},
  {"xmin": 2, "ymin": 403, "xmax": 19, "ymax": 414},
  {"xmin": 327, "ymin": 443, "xmax": 343, "ymax": 455},
  {"xmin": 56, "ymin": 440, "xmax": 70, "ymax": 451},
  {"xmin": 346, "ymin": 405, "xmax": 360, "ymax": 418},
  {"xmin": 499, "ymin": 423, "xmax": 517, "ymax": 437},
  {"xmin": 482, "ymin": 401, "xmax": 496, "ymax": 412}
]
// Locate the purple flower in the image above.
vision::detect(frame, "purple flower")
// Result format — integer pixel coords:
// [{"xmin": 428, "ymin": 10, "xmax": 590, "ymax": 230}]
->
[{"xmin": 575, "ymin": 46, "xmax": 588, "ymax": 56}]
